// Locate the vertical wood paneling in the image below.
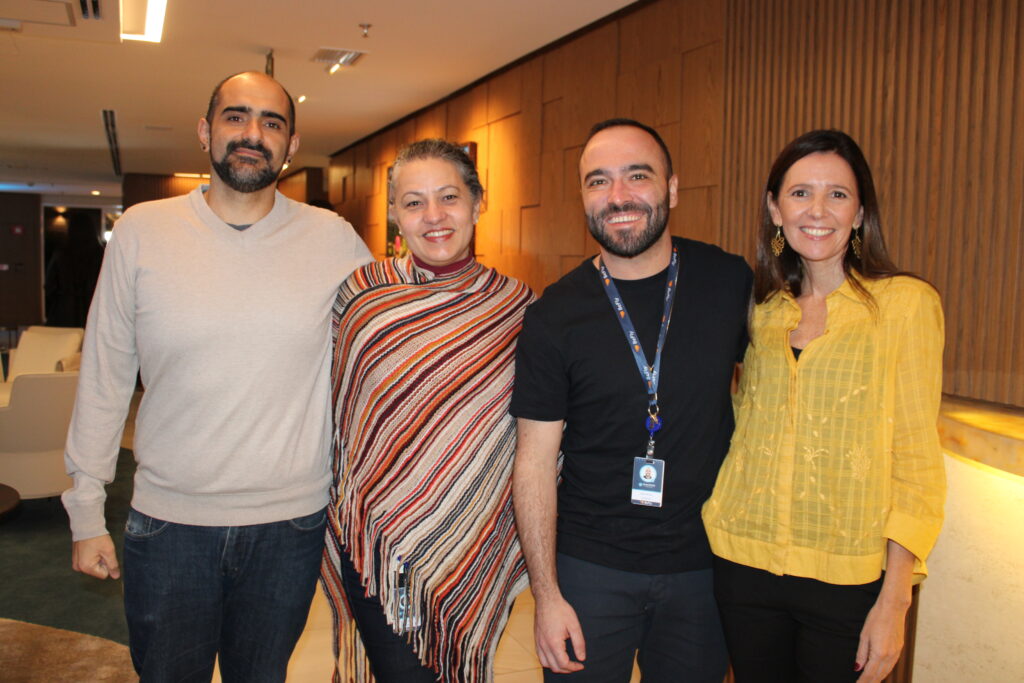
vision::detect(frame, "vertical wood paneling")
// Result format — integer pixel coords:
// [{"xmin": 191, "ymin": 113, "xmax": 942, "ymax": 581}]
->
[
  {"xmin": 723, "ymin": 0, "xmax": 1024, "ymax": 405},
  {"xmin": 329, "ymin": 0, "xmax": 1021, "ymax": 407}
]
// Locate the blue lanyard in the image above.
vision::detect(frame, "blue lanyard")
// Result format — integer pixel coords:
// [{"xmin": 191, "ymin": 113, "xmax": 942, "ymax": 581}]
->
[{"xmin": 598, "ymin": 245, "xmax": 679, "ymax": 441}]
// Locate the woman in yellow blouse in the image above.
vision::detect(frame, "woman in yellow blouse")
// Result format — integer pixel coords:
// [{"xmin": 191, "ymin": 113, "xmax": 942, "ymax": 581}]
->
[{"xmin": 702, "ymin": 130, "xmax": 945, "ymax": 683}]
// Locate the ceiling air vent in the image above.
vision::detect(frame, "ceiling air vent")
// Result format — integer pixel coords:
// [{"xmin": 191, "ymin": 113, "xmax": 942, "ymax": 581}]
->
[
  {"xmin": 102, "ymin": 109, "xmax": 122, "ymax": 176},
  {"xmin": 79, "ymin": 0, "xmax": 102, "ymax": 20},
  {"xmin": 312, "ymin": 47, "xmax": 367, "ymax": 74}
]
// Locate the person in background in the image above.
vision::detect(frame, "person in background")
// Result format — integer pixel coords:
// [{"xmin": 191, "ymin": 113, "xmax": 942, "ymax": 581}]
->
[
  {"xmin": 324, "ymin": 139, "xmax": 533, "ymax": 682},
  {"xmin": 63, "ymin": 71, "xmax": 372, "ymax": 681},
  {"xmin": 703, "ymin": 129, "xmax": 946, "ymax": 683}
]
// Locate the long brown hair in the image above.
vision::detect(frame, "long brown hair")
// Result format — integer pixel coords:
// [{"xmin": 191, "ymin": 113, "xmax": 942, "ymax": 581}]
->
[{"xmin": 754, "ymin": 130, "xmax": 909, "ymax": 305}]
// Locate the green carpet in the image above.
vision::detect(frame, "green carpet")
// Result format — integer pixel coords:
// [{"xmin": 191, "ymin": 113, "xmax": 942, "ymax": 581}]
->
[{"xmin": 0, "ymin": 448, "xmax": 135, "ymax": 645}]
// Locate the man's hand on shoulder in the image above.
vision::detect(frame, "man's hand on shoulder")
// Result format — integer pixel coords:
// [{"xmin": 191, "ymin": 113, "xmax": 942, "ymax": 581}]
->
[
  {"xmin": 534, "ymin": 593, "xmax": 586, "ymax": 674},
  {"xmin": 72, "ymin": 534, "xmax": 120, "ymax": 579}
]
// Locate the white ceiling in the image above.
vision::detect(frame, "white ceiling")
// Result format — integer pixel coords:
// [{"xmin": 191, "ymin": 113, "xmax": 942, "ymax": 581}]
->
[{"xmin": 0, "ymin": 0, "xmax": 636, "ymax": 203}]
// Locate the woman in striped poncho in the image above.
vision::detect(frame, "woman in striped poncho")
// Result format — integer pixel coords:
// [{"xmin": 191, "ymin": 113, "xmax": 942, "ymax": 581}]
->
[{"xmin": 324, "ymin": 139, "xmax": 534, "ymax": 682}]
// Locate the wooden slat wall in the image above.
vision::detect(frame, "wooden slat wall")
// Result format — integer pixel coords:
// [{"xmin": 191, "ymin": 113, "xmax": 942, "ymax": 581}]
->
[
  {"xmin": 331, "ymin": 0, "xmax": 1022, "ymax": 407},
  {"xmin": 721, "ymin": 0, "xmax": 1024, "ymax": 406},
  {"xmin": 329, "ymin": 0, "xmax": 728, "ymax": 293}
]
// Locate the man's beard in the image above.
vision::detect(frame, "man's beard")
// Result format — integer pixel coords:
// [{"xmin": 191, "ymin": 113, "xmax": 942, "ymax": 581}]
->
[
  {"xmin": 211, "ymin": 140, "xmax": 280, "ymax": 193},
  {"xmin": 586, "ymin": 197, "xmax": 670, "ymax": 258}
]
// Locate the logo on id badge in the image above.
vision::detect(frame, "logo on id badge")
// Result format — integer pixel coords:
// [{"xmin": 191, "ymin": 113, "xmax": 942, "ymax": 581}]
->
[{"xmin": 631, "ymin": 457, "xmax": 665, "ymax": 507}]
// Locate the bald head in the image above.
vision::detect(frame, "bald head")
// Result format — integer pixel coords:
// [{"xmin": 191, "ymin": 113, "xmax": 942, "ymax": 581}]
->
[{"xmin": 205, "ymin": 71, "xmax": 296, "ymax": 135}]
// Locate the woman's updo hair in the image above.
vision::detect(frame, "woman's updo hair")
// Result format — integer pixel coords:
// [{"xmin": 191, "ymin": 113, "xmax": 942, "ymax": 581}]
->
[{"xmin": 388, "ymin": 139, "xmax": 484, "ymax": 205}]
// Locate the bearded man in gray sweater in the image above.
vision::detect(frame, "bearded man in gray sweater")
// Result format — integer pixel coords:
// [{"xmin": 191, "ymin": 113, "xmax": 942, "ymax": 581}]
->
[{"xmin": 62, "ymin": 71, "xmax": 372, "ymax": 682}]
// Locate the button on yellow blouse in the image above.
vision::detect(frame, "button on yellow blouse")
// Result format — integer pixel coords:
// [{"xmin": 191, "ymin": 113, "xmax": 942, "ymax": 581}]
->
[{"xmin": 702, "ymin": 275, "xmax": 946, "ymax": 585}]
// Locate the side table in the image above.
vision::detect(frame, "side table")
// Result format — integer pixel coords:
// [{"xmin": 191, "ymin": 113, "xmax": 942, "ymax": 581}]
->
[{"xmin": 0, "ymin": 483, "xmax": 21, "ymax": 521}]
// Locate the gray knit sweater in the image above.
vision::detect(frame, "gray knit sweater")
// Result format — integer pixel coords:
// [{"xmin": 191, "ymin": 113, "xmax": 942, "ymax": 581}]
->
[{"xmin": 63, "ymin": 187, "xmax": 372, "ymax": 541}]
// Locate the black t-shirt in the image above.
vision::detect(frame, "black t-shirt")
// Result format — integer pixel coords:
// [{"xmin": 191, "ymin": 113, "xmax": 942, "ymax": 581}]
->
[{"xmin": 510, "ymin": 237, "xmax": 752, "ymax": 573}]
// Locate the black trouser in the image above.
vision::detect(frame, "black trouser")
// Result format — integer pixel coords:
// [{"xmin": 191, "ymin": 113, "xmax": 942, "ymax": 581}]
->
[
  {"xmin": 339, "ymin": 549, "xmax": 438, "ymax": 683},
  {"xmin": 545, "ymin": 553, "xmax": 728, "ymax": 683},
  {"xmin": 713, "ymin": 557, "xmax": 882, "ymax": 683}
]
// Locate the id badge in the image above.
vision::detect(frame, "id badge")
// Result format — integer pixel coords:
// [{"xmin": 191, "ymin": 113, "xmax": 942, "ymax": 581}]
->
[{"xmin": 631, "ymin": 457, "xmax": 665, "ymax": 507}]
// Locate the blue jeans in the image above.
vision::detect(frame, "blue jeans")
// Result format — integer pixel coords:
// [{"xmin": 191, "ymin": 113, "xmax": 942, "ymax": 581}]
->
[
  {"xmin": 546, "ymin": 553, "xmax": 728, "ymax": 683},
  {"xmin": 122, "ymin": 507, "xmax": 326, "ymax": 683}
]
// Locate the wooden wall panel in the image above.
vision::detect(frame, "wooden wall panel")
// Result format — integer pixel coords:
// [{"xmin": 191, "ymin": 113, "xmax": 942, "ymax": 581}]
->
[
  {"xmin": 447, "ymin": 84, "xmax": 488, "ymax": 141},
  {"xmin": 679, "ymin": 41, "xmax": 724, "ymax": 190},
  {"xmin": 277, "ymin": 167, "xmax": 325, "ymax": 205},
  {"xmin": 352, "ymin": 144, "xmax": 373, "ymax": 213},
  {"xmin": 414, "ymin": 104, "xmax": 448, "ymax": 140},
  {"xmin": 618, "ymin": 0, "xmax": 682, "ymax": 72},
  {"xmin": 721, "ymin": 0, "xmax": 1024, "ymax": 405},
  {"xmin": 487, "ymin": 66, "xmax": 523, "ymax": 123},
  {"xmin": 543, "ymin": 22, "xmax": 620, "ymax": 143},
  {"xmin": 675, "ymin": 186, "xmax": 719, "ymax": 246},
  {"xmin": 616, "ymin": 57, "xmax": 682, "ymax": 128},
  {"xmin": 122, "ymin": 173, "xmax": 205, "ymax": 209},
  {"xmin": 679, "ymin": 0, "xmax": 725, "ymax": 53},
  {"xmin": 327, "ymin": 150, "xmax": 353, "ymax": 207},
  {"xmin": 328, "ymin": 0, "xmax": 1022, "ymax": 405}
]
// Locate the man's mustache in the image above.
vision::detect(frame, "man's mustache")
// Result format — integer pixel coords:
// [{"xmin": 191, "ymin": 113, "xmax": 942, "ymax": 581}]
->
[
  {"xmin": 599, "ymin": 202, "xmax": 652, "ymax": 220},
  {"xmin": 225, "ymin": 140, "xmax": 272, "ymax": 162}
]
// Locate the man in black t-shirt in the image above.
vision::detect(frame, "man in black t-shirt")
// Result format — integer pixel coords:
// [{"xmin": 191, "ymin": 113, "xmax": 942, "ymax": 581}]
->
[{"xmin": 511, "ymin": 119, "xmax": 751, "ymax": 681}]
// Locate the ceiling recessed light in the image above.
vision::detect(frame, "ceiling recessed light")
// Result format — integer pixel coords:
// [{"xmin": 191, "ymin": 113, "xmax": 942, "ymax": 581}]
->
[
  {"xmin": 121, "ymin": 0, "xmax": 168, "ymax": 43},
  {"xmin": 297, "ymin": 95, "xmax": 307, "ymax": 104},
  {"xmin": 91, "ymin": 190, "xmax": 102, "ymax": 196}
]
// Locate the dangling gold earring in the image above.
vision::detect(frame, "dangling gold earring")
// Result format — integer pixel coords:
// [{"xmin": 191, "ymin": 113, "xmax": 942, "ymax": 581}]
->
[
  {"xmin": 851, "ymin": 225, "xmax": 862, "ymax": 259},
  {"xmin": 770, "ymin": 225, "xmax": 785, "ymax": 257}
]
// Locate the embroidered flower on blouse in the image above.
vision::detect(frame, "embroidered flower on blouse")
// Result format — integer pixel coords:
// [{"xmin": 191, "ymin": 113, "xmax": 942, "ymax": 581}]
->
[
  {"xmin": 847, "ymin": 443, "xmax": 871, "ymax": 482},
  {"xmin": 802, "ymin": 446, "xmax": 827, "ymax": 467}
]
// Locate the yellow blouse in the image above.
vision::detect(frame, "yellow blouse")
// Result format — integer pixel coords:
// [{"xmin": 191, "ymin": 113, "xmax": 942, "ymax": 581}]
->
[{"xmin": 703, "ymin": 275, "xmax": 946, "ymax": 585}]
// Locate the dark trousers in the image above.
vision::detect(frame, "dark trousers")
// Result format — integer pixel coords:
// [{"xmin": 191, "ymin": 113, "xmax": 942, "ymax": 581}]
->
[
  {"xmin": 122, "ymin": 507, "xmax": 325, "ymax": 683},
  {"xmin": 546, "ymin": 553, "xmax": 728, "ymax": 683},
  {"xmin": 713, "ymin": 557, "xmax": 883, "ymax": 683},
  {"xmin": 339, "ymin": 548, "xmax": 438, "ymax": 683}
]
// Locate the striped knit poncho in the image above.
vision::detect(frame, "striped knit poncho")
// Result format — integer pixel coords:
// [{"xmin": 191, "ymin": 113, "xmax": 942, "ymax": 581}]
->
[{"xmin": 324, "ymin": 255, "xmax": 534, "ymax": 682}]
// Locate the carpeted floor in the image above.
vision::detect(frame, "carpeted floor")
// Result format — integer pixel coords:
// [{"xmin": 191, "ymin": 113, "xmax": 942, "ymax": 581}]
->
[
  {"xmin": 0, "ymin": 448, "xmax": 135, "ymax": 645},
  {"xmin": 0, "ymin": 618, "xmax": 136, "ymax": 682}
]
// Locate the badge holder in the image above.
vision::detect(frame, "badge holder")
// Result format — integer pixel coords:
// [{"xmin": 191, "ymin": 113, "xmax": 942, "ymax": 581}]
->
[{"xmin": 631, "ymin": 407, "xmax": 665, "ymax": 507}]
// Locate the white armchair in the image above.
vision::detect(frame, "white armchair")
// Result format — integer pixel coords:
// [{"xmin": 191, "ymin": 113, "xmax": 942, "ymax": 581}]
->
[
  {"xmin": 0, "ymin": 372, "xmax": 77, "ymax": 499},
  {"xmin": 0, "ymin": 326, "xmax": 83, "ymax": 408}
]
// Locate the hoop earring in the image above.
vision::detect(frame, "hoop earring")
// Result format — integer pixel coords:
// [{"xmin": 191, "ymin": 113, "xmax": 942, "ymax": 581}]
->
[
  {"xmin": 770, "ymin": 225, "xmax": 785, "ymax": 257},
  {"xmin": 851, "ymin": 225, "xmax": 863, "ymax": 259}
]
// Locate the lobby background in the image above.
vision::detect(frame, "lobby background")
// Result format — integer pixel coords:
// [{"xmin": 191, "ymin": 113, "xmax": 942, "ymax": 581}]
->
[{"xmin": 1, "ymin": 1, "xmax": 1020, "ymax": 680}]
